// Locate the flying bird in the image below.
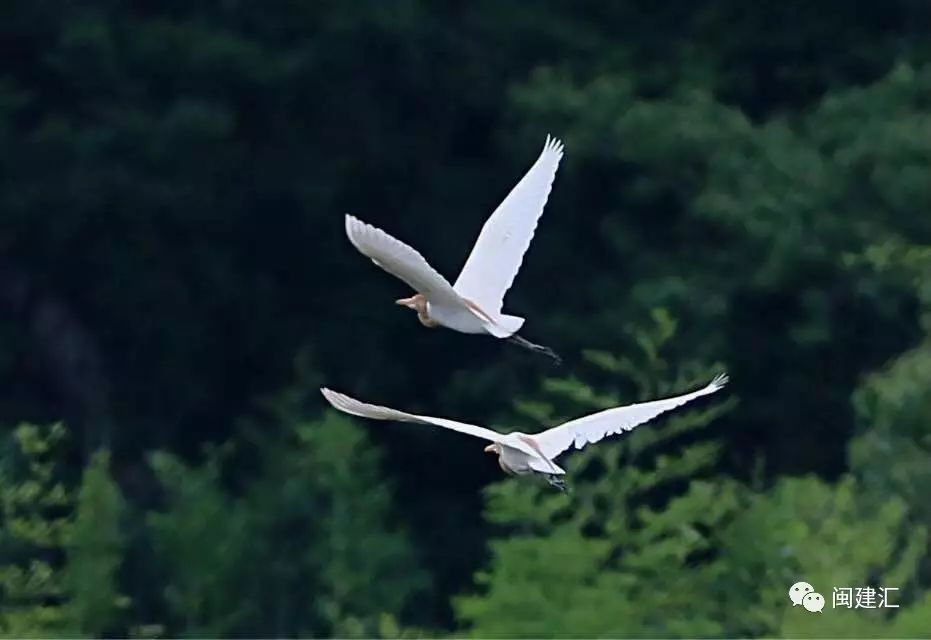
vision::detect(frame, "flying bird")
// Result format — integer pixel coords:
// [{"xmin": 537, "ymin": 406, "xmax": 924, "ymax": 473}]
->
[
  {"xmin": 344, "ymin": 136, "xmax": 564, "ymax": 363},
  {"xmin": 320, "ymin": 373, "xmax": 728, "ymax": 491}
]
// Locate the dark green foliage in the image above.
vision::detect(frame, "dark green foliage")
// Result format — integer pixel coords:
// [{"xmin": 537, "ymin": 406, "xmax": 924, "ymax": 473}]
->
[
  {"xmin": 457, "ymin": 321, "xmax": 931, "ymax": 637},
  {"xmin": 63, "ymin": 451, "xmax": 127, "ymax": 636},
  {"xmin": 456, "ymin": 312, "xmax": 737, "ymax": 637},
  {"xmin": 0, "ymin": 425, "xmax": 71, "ymax": 637},
  {"xmin": 848, "ymin": 241, "xmax": 931, "ymax": 525},
  {"xmin": 146, "ymin": 451, "xmax": 252, "ymax": 637},
  {"xmin": 507, "ymin": 61, "xmax": 931, "ymax": 478},
  {"xmin": 242, "ymin": 413, "xmax": 426, "ymax": 637},
  {"xmin": 0, "ymin": 426, "xmax": 125, "ymax": 638},
  {"xmin": 145, "ymin": 397, "xmax": 424, "ymax": 638}
]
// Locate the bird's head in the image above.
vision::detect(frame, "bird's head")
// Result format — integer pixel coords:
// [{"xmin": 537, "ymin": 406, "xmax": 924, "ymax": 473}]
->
[
  {"xmin": 395, "ymin": 293, "xmax": 427, "ymax": 313},
  {"xmin": 396, "ymin": 293, "xmax": 439, "ymax": 328},
  {"xmin": 484, "ymin": 443, "xmax": 501, "ymax": 455}
]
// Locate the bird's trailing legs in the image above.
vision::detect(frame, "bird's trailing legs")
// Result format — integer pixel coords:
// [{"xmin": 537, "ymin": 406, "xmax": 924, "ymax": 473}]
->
[
  {"xmin": 508, "ymin": 334, "xmax": 562, "ymax": 365},
  {"xmin": 545, "ymin": 474, "xmax": 568, "ymax": 493}
]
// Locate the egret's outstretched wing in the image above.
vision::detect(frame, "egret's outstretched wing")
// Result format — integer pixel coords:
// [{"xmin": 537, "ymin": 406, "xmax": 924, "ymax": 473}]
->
[
  {"xmin": 322, "ymin": 387, "xmax": 508, "ymax": 444},
  {"xmin": 345, "ymin": 215, "xmax": 462, "ymax": 305},
  {"xmin": 453, "ymin": 136, "xmax": 564, "ymax": 315},
  {"xmin": 533, "ymin": 374, "xmax": 729, "ymax": 459}
]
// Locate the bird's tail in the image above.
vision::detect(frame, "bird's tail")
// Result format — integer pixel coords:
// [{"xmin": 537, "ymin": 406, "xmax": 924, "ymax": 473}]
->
[
  {"xmin": 497, "ymin": 314, "xmax": 525, "ymax": 335},
  {"xmin": 483, "ymin": 313, "xmax": 525, "ymax": 338}
]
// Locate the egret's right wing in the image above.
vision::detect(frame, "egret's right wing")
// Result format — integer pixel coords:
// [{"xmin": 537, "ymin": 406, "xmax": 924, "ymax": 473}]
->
[
  {"xmin": 345, "ymin": 214, "xmax": 463, "ymax": 305},
  {"xmin": 322, "ymin": 387, "xmax": 511, "ymax": 445},
  {"xmin": 453, "ymin": 136, "xmax": 564, "ymax": 315},
  {"xmin": 533, "ymin": 374, "xmax": 729, "ymax": 459}
]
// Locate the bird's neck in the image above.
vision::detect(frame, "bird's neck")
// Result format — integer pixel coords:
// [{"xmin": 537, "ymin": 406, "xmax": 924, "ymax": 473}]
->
[
  {"xmin": 417, "ymin": 310, "xmax": 439, "ymax": 328},
  {"xmin": 409, "ymin": 295, "xmax": 438, "ymax": 328}
]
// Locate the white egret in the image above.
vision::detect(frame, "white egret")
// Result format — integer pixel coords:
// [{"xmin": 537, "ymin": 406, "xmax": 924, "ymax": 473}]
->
[
  {"xmin": 320, "ymin": 373, "xmax": 728, "ymax": 491},
  {"xmin": 344, "ymin": 135, "xmax": 564, "ymax": 363}
]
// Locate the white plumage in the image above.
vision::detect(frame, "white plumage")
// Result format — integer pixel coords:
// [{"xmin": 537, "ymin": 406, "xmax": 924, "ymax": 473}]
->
[
  {"xmin": 344, "ymin": 215, "xmax": 463, "ymax": 309},
  {"xmin": 533, "ymin": 373, "xmax": 730, "ymax": 459},
  {"xmin": 344, "ymin": 136, "xmax": 564, "ymax": 360},
  {"xmin": 453, "ymin": 135, "xmax": 564, "ymax": 316},
  {"xmin": 320, "ymin": 387, "xmax": 508, "ymax": 447},
  {"xmin": 321, "ymin": 374, "xmax": 728, "ymax": 489}
]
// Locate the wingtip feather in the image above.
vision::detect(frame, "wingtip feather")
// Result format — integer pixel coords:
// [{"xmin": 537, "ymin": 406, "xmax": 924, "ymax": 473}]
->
[
  {"xmin": 344, "ymin": 214, "xmax": 362, "ymax": 245},
  {"xmin": 321, "ymin": 387, "xmax": 361, "ymax": 416},
  {"xmin": 344, "ymin": 214, "xmax": 380, "ymax": 255},
  {"xmin": 320, "ymin": 386, "xmax": 339, "ymax": 406},
  {"xmin": 543, "ymin": 134, "xmax": 565, "ymax": 158},
  {"xmin": 709, "ymin": 373, "xmax": 729, "ymax": 391}
]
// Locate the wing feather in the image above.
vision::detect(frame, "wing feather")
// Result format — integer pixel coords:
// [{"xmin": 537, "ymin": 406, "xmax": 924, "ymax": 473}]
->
[
  {"xmin": 453, "ymin": 136, "xmax": 564, "ymax": 314},
  {"xmin": 533, "ymin": 374, "xmax": 729, "ymax": 459},
  {"xmin": 321, "ymin": 387, "xmax": 509, "ymax": 444},
  {"xmin": 345, "ymin": 214, "xmax": 462, "ymax": 305}
]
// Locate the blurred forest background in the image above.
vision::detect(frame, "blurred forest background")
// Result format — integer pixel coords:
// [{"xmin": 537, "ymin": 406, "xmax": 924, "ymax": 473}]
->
[{"xmin": 2, "ymin": 1, "xmax": 931, "ymax": 637}]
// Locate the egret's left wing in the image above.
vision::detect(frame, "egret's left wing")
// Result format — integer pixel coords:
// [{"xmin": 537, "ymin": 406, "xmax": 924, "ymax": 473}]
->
[
  {"xmin": 321, "ymin": 387, "xmax": 538, "ymax": 457},
  {"xmin": 453, "ymin": 136, "xmax": 564, "ymax": 315},
  {"xmin": 345, "ymin": 214, "xmax": 463, "ymax": 306},
  {"xmin": 533, "ymin": 374, "xmax": 729, "ymax": 459}
]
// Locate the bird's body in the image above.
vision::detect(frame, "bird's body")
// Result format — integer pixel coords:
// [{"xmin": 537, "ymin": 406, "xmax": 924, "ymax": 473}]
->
[
  {"xmin": 425, "ymin": 299, "xmax": 487, "ymax": 335},
  {"xmin": 344, "ymin": 136, "xmax": 565, "ymax": 362},
  {"xmin": 321, "ymin": 373, "xmax": 728, "ymax": 490},
  {"xmin": 492, "ymin": 436, "xmax": 569, "ymax": 479},
  {"xmin": 494, "ymin": 443, "xmax": 549, "ymax": 476}
]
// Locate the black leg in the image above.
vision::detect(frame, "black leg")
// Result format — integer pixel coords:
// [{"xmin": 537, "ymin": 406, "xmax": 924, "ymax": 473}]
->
[
  {"xmin": 545, "ymin": 474, "xmax": 568, "ymax": 493},
  {"xmin": 507, "ymin": 334, "xmax": 563, "ymax": 365}
]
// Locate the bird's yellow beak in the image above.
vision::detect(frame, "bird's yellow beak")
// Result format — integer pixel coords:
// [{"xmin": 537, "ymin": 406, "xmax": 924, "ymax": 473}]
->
[
  {"xmin": 396, "ymin": 296, "xmax": 417, "ymax": 309},
  {"xmin": 484, "ymin": 444, "xmax": 496, "ymax": 453}
]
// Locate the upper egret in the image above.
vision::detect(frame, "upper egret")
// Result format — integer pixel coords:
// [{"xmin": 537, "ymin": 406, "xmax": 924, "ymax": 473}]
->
[{"xmin": 344, "ymin": 135, "xmax": 564, "ymax": 363}]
